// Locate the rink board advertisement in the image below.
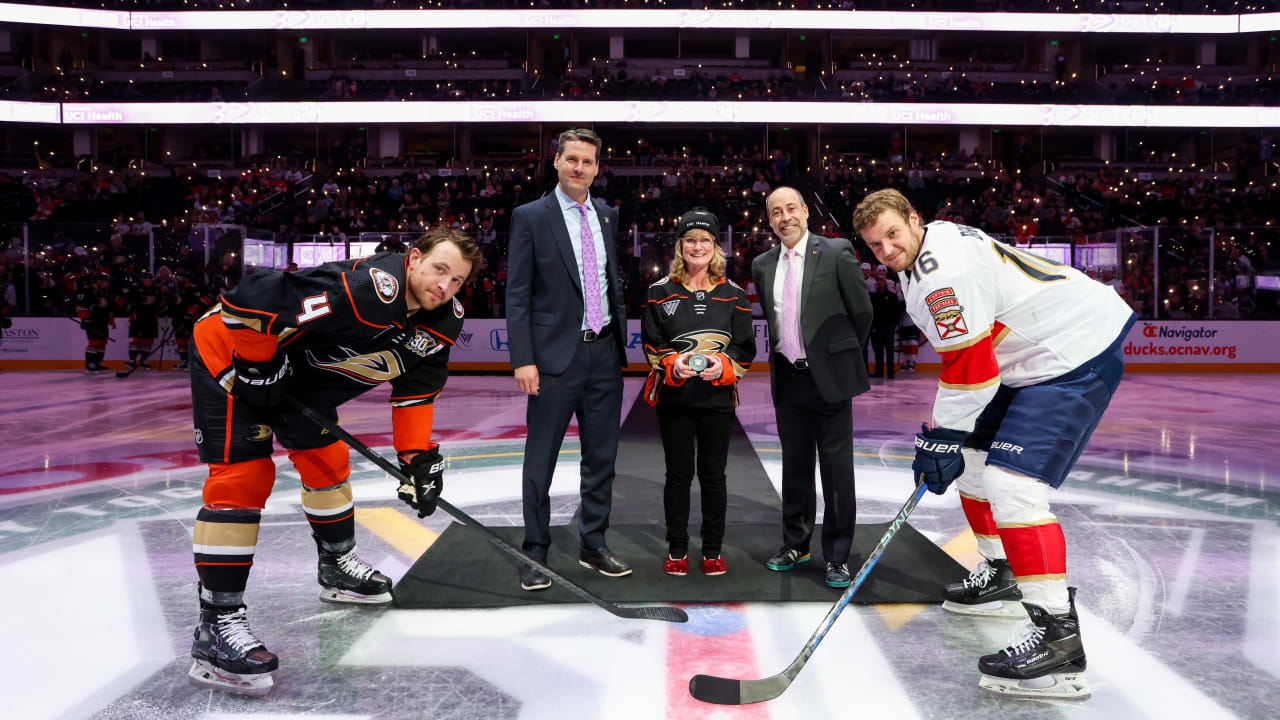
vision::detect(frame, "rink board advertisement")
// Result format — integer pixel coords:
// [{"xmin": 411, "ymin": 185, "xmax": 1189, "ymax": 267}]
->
[
  {"xmin": 911, "ymin": 319, "xmax": 1280, "ymax": 372},
  {"xmin": 3, "ymin": 318, "xmax": 1278, "ymax": 372}
]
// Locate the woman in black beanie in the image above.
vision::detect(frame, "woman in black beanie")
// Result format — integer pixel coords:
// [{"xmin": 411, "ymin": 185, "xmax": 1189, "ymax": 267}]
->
[{"xmin": 641, "ymin": 207, "xmax": 755, "ymax": 576}]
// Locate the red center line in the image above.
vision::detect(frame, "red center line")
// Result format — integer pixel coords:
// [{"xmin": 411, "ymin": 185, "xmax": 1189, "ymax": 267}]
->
[{"xmin": 666, "ymin": 604, "xmax": 769, "ymax": 720}]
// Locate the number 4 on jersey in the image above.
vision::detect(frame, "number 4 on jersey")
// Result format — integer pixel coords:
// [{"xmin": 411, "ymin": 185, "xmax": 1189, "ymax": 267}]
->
[{"xmin": 297, "ymin": 293, "xmax": 332, "ymax": 324}]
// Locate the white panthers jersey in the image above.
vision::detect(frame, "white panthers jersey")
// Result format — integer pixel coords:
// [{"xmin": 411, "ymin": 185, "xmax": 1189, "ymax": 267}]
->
[{"xmin": 899, "ymin": 221, "xmax": 1133, "ymax": 432}]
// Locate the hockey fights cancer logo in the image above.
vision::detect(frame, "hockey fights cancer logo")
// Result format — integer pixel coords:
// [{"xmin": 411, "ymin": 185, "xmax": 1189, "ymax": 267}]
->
[
  {"xmin": 926, "ymin": 287, "xmax": 969, "ymax": 339},
  {"xmin": 370, "ymin": 268, "xmax": 399, "ymax": 304}
]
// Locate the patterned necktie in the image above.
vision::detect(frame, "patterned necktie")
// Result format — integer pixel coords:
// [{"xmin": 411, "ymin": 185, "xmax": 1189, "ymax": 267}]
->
[
  {"xmin": 574, "ymin": 203, "xmax": 604, "ymax": 334},
  {"xmin": 780, "ymin": 247, "xmax": 802, "ymax": 363}
]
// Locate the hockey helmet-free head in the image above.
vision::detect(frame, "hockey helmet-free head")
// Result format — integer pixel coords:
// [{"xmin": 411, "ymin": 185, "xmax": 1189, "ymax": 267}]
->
[{"xmin": 676, "ymin": 206, "xmax": 720, "ymax": 240}]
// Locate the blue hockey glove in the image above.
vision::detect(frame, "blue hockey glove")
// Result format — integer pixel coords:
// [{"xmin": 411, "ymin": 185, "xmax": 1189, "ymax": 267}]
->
[{"xmin": 912, "ymin": 423, "xmax": 969, "ymax": 495}]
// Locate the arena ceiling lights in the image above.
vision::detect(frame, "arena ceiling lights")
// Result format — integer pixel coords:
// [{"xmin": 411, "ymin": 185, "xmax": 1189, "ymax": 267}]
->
[
  {"xmin": 39, "ymin": 100, "xmax": 1280, "ymax": 128},
  {"xmin": 1, "ymin": 3, "xmax": 1277, "ymax": 33}
]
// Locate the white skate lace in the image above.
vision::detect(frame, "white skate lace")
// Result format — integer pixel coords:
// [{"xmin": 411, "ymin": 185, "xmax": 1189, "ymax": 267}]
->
[
  {"xmin": 963, "ymin": 560, "xmax": 995, "ymax": 589},
  {"xmin": 336, "ymin": 549, "xmax": 376, "ymax": 582},
  {"xmin": 216, "ymin": 608, "xmax": 263, "ymax": 653},
  {"xmin": 1002, "ymin": 619, "xmax": 1046, "ymax": 657}
]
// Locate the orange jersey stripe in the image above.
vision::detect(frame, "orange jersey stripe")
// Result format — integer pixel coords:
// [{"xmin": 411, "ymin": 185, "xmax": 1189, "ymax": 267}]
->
[
  {"xmin": 307, "ymin": 511, "xmax": 355, "ymax": 524},
  {"xmin": 939, "ymin": 332, "xmax": 999, "ymax": 388},
  {"xmin": 423, "ymin": 326, "xmax": 454, "ymax": 344}
]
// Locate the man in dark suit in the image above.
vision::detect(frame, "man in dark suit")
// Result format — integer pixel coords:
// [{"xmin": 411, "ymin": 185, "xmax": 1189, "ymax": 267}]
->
[
  {"xmin": 751, "ymin": 186, "xmax": 873, "ymax": 588},
  {"xmin": 505, "ymin": 128, "xmax": 631, "ymax": 591}
]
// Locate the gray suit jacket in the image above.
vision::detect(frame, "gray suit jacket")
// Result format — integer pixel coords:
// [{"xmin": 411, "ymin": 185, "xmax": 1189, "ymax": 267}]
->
[
  {"xmin": 751, "ymin": 232, "xmax": 874, "ymax": 404},
  {"xmin": 505, "ymin": 192, "xmax": 627, "ymax": 375}
]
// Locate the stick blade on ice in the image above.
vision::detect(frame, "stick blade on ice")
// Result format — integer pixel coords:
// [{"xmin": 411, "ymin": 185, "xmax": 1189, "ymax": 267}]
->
[
  {"xmin": 624, "ymin": 605, "xmax": 689, "ymax": 623},
  {"xmin": 689, "ymin": 672, "xmax": 791, "ymax": 705}
]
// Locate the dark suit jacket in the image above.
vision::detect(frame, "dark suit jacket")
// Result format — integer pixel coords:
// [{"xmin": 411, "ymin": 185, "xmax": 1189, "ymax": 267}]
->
[
  {"xmin": 505, "ymin": 192, "xmax": 627, "ymax": 375},
  {"xmin": 751, "ymin": 232, "xmax": 874, "ymax": 404}
]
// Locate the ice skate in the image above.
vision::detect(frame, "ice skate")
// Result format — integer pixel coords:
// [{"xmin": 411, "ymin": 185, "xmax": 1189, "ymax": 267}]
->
[
  {"xmin": 317, "ymin": 541, "xmax": 392, "ymax": 605},
  {"xmin": 977, "ymin": 588, "xmax": 1090, "ymax": 701},
  {"xmin": 188, "ymin": 602, "xmax": 278, "ymax": 697},
  {"xmin": 942, "ymin": 558, "xmax": 1025, "ymax": 618}
]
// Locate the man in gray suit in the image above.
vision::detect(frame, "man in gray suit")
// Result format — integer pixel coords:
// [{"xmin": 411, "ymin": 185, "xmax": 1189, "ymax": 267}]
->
[
  {"xmin": 505, "ymin": 128, "xmax": 631, "ymax": 591},
  {"xmin": 751, "ymin": 186, "xmax": 873, "ymax": 588}
]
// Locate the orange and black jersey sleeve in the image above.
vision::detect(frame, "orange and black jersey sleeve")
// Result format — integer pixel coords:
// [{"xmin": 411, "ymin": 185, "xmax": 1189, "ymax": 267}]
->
[
  {"xmin": 641, "ymin": 276, "xmax": 755, "ymax": 409},
  {"xmin": 220, "ymin": 252, "xmax": 410, "ymax": 346},
  {"xmin": 195, "ymin": 252, "xmax": 463, "ymax": 421}
]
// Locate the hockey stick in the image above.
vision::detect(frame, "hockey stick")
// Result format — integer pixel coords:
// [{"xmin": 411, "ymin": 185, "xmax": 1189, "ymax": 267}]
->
[
  {"xmin": 69, "ymin": 317, "xmax": 118, "ymax": 342},
  {"xmin": 689, "ymin": 478, "xmax": 930, "ymax": 705},
  {"xmin": 116, "ymin": 325, "xmax": 175, "ymax": 378},
  {"xmin": 284, "ymin": 397, "xmax": 689, "ymax": 624}
]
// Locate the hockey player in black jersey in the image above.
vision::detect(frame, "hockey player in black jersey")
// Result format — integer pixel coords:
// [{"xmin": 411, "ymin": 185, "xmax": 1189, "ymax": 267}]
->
[
  {"xmin": 74, "ymin": 273, "xmax": 115, "ymax": 373},
  {"xmin": 171, "ymin": 279, "xmax": 212, "ymax": 371},
  {"xmin": 125, "ymin": 272, "xmax": 164, "ymax": 370},
  {"xmin": 642, "ymin": 207, "xmax": 755, "ymax": 577},
  {"xmin": 185, "ymin": 227, "xmax": 482, "ymax": 696}
]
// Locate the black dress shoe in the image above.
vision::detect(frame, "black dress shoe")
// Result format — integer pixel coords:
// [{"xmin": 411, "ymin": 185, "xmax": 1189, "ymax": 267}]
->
[
  {"xmin": 579, "ymin": 545, "xmax": 632, "ymax": 577},
  {"xmin": 519, "ymin": 559, "xmax": 551, "ymax": 591},
  {"xmin": 765, "ymin": 547, "xmax": 810, "ymax": 571}
]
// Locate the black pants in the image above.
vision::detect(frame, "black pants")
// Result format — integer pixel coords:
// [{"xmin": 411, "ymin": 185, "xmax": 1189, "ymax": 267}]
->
[
  {"xmin": 870, "ymin": 325, "xmax": 896, "ymax": 378},
  {"xmin": 656, "ymin": 403, "xmax": 733, "ymax": 559},
  {"xmin": 521, "ymin": 336, "xmax": 623, "ymax": 556},
  {"xmin": 773, "ymin": 357, "xmax": 857, "ymax": 563}
]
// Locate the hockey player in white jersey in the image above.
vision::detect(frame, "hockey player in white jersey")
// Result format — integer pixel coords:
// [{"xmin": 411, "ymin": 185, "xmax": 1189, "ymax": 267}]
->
[{"xmin": 853, "ymin": 189, "xmax": 1135, "ymax": 701}]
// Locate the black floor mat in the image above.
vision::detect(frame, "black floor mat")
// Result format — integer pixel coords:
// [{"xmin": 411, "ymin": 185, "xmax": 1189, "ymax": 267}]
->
[{"xmin": 393, "ymin": 396, "xmax": 964, "ymax": 608}]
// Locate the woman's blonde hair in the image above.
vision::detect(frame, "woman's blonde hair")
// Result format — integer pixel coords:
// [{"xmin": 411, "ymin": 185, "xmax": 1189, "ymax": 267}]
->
[{"xmin": 669, "ymin": 230, "xmax": 726, "ymax": 286}]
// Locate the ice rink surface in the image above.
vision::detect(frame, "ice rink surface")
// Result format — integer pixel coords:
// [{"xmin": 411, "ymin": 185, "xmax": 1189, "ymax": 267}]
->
[{"xmin": 0, "ymin": 370, "xmax": 1276, "ymax": 720}]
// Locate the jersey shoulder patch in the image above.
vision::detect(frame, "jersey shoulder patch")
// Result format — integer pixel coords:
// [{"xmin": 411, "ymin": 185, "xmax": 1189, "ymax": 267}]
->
[
  {"xmin": 369, "ymin": 267, "xmax": 399, "ymax": 304},
  {"xmin": 452, "ymin": 296, "xmax": 464, "ymax": 319},
  {"xmin": 649, "ymin": 276, "xmax": 671, "ymax": 288},
  {"xmin": 725, "ymin": 278, "xmax": 744, "ymax": 292}
]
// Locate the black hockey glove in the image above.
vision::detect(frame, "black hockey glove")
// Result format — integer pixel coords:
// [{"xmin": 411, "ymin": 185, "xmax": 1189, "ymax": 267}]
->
[
  {"xmin": 0, "ymin": 316, "xmax": 10, "ymax": 330},
  {"xmin": 230, "ymin": 350, "xmax": 291, "ymax": 409},
  {"xmin": 912, "ymin": 423, "xmax": 968, "ymax": 495},
  {"xmin": 398, "ymin": 444, "xmax": 444, "ymax": 518}
]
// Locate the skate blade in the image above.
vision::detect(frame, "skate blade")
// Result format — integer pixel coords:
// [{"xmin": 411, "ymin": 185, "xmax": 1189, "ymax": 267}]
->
[
  {"xmin": 979, "ymin": 672, "xmax": 1090, "ymax": 701},
  {"xmin": 318, "ymin": 587, "xmax": 392, "ymax": 606},
  {"xmin": 942, "ymin": 599, "xmax": 1026, "ymax": 618},
  {"xmin": 187, "ymin": 659, "xmax": 274, "ymax": 697}
]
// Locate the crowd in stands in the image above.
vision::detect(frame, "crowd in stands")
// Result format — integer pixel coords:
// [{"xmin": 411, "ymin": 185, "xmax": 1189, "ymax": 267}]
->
[
  {"xmin": 15, "ymin": 64, "xmax": 1279, "ymax": 107},
  {"xmin": 4, "ymin": 0, "xmax": 1274, "ymax": 12},
  {"xmin": 2, "ymin": 137, "xmax": 1276, "ymax": 324}
]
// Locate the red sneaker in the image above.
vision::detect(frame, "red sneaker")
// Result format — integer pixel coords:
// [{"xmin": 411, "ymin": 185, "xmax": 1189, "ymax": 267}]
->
[
  {"xmin": 663, "ymin": 555, "xmax": 688, "ymax": 576},
  {"xmin": 702, "ymin": 555, "xmax": 727, "ymax": 576}
]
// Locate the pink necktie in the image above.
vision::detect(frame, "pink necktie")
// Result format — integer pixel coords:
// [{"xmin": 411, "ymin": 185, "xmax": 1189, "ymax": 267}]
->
[
  {"xmin": 780, "ymin": 247, "xmax": 802, "ymax": 362},
  {"xmin": 575, "ymin": 204, "xmax": 604, "ymax": 334}
]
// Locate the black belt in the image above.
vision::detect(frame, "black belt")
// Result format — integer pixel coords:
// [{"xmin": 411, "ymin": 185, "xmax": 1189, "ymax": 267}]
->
[
  {"xmin": 778, "ymin": 355, "xmax": 809, "ymax": 370},
  {"xmin": 581, "ymin": 325, "xmax": 613, "ymax": 342}
]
